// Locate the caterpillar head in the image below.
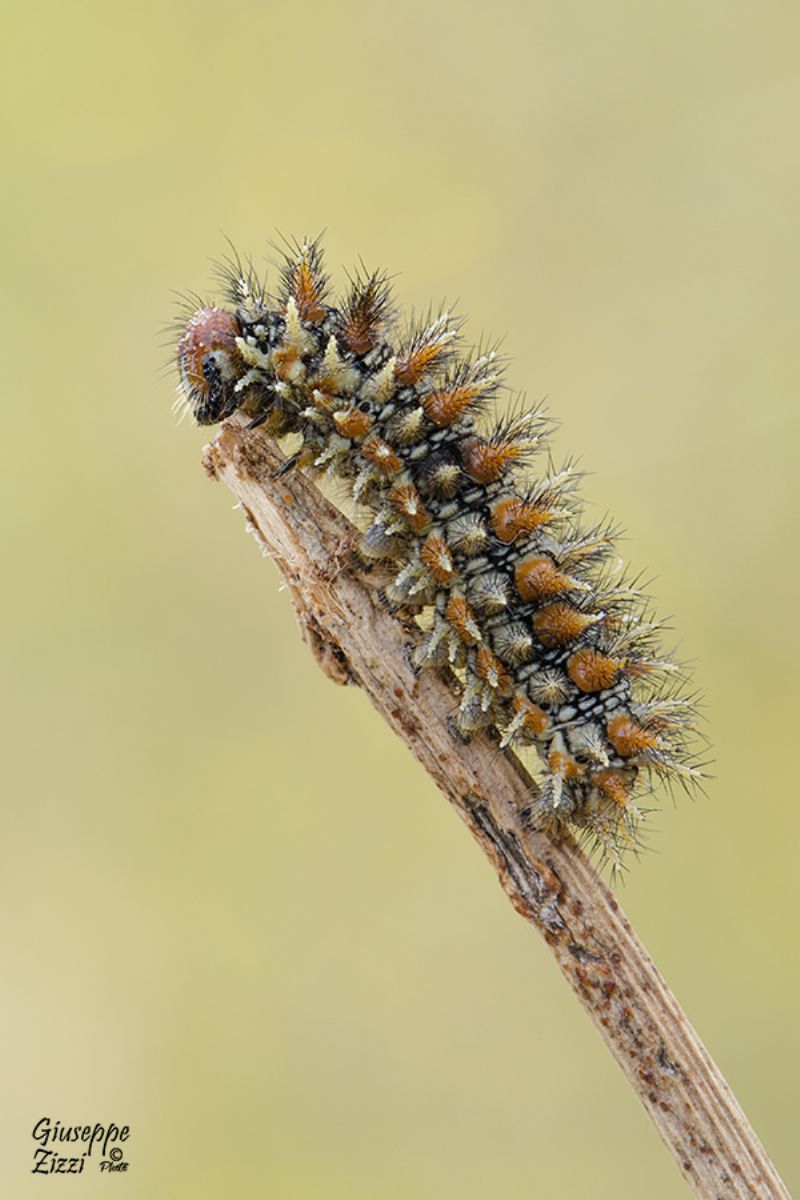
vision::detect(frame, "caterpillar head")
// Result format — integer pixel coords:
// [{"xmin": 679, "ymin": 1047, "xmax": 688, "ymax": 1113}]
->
[{"xmin": 176, "ymin": 307, "xmax": 243, "ymax": 425}]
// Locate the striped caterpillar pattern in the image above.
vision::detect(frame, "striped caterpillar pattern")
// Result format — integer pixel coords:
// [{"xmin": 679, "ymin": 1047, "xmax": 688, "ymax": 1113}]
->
[{"xmin": 175, "ymin": 237, "xmax": 702, "ymax": 866}]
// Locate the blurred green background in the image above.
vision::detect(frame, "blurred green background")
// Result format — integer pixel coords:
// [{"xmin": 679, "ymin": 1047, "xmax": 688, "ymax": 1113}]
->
[{"xmin": 1, "ymin": 1, "xmax": 798, "ymax": 1196}]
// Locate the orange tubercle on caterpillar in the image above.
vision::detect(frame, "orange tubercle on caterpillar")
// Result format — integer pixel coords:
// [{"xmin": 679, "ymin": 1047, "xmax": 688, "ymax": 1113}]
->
[
  {"xmin": 592, "ymin": 769, "xmax": 634, "ymax": 808},
  {"xmin": 422, "ymin": 382, "xmax": 482, "ymax": 426},
  {"xmin": 282, "ymin": 240, "xmax": 328, "ymax": 323},
  {"xmin": 475, "ymin": 646, "xmax": 512, "ymax": 695},
  {"xmin": 607, "ymin": 713, "xmax": 660, "ymax": 758},
  {"xmin": 340, "ymin": 269, "xmax": 392, "ymax": 355},
  {"xmin": 273, "ymin": 344, "xmax": 303, "ymax": 382},
  {"xmin": 445, "ymin": 596, "xmax": 482, "ymax": 644},
  {"xmin": 395, "ymin": 322, "xmax": 454, "ymax": 385},
  {"xmin": 294, "ymin": 266, "xmax": 327, "ymax": 322},
  {"xmin": 390, "ymin": 484, "xmax": 431, "ymax": 534},
  {"xmin": 361, "ymin": 436, "xmax": 402, "ymax": 475},
  {"xmin": 514, "ymin": 555, "xmax": 584, "ymax": 601},
  {"xmin": 333, "ymin": 407, "xmax": 373, "ymax": 439},
  {"xmin": 490, "ymin": 497, "xmax": 556, "ymax": 542},
  {"xmin": 567, "ymin": 648, "xmax": 624, "ymax": 693},
  {"xmin": 532, "ymin": 603, "xmax": 600, "ymax": 648},
  {"xmin": 512, "ymin": 694, "xmax": 551, "ymax": 737},
  {"xmin": 420, "ymin": 534, "xmax": 454, "ymax": 583},
  {"xmin": 461, "ymin": 438, "xmax": 524, "ymax": 484},
  {"xmin": 549, "ymin": 748, "xmax": 581, "ymax": 781}
]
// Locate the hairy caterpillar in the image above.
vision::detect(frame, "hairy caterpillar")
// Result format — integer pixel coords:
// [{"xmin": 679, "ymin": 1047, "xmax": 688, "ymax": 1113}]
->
[{"xmin": 174, "ymin": 237, "xmax": 703, "ymax": 866}]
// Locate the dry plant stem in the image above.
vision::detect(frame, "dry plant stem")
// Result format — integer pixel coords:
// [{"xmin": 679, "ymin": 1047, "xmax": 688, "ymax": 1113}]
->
[{"xmin": 202, "ymin": 414, "xmax": 790, "ymax": 1200}]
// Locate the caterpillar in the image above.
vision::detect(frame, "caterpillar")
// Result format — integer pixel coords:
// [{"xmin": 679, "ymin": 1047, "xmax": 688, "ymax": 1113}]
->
[{"xmin": 174, "ymin": 236, "xmax": 703, "ymax": 866}]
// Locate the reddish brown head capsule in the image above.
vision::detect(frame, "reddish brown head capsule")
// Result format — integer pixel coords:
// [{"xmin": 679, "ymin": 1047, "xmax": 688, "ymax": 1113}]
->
[{"xmin": 177, "ymin": 307, "xmax": 243, "ymax": 425}]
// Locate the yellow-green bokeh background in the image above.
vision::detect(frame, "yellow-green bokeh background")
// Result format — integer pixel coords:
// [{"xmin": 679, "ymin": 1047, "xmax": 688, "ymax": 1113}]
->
[{"xmin": 2, "ymin": 2, "xmax": 798, "ymax": 1196}]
